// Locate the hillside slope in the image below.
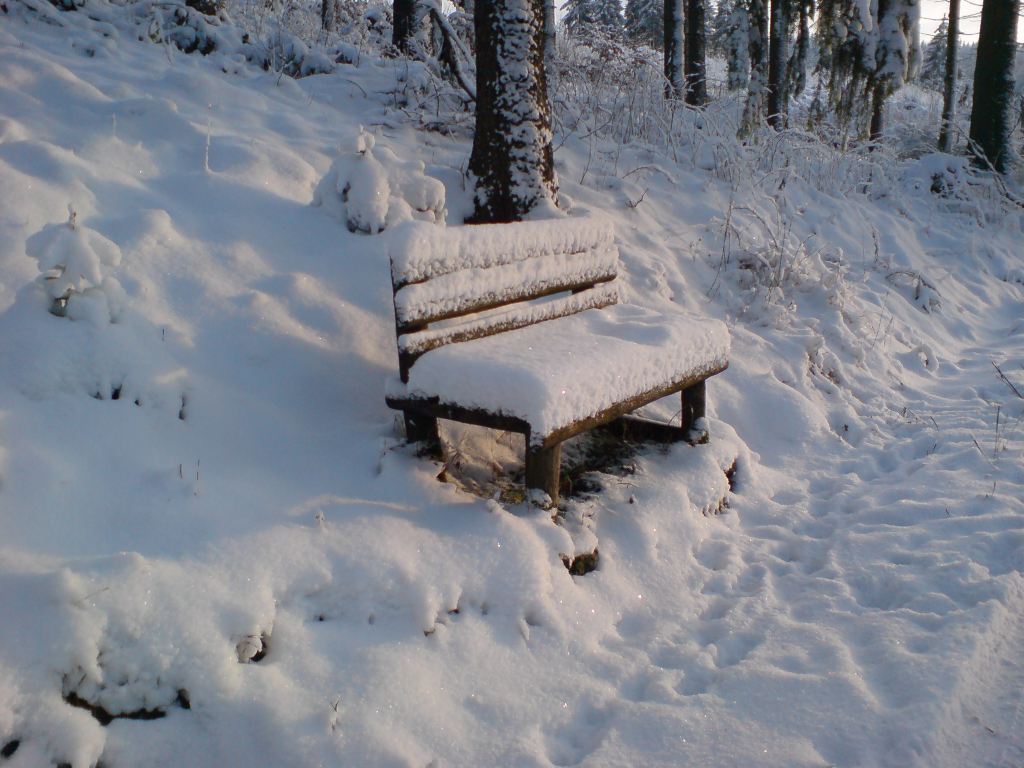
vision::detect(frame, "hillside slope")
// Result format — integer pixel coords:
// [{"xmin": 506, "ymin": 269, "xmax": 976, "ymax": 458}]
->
[{"xmin": 1, "ymin": 5, "xmax": 1023, "ymax": 767}]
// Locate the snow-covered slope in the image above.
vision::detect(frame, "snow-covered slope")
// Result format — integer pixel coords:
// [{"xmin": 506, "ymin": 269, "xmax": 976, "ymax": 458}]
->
[{"xmin": 1, "ymin": 5, "xmax": 1023, "ymax": 768}]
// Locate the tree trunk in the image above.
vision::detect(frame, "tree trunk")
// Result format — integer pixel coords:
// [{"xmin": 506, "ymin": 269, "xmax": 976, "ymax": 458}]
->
[
  {"xmin": 543, "ymin": 0, "xmax": 556, "ymax": 59},
  {"xmin": 766, "ymin": 0, "xmax": 788, "ymax": 128},
  {"xmin": 968, "ymin": 0, "xmax": 1018, "ymax": 171},
  {"xmin": 684, "ymin": 0, "xmax": 708, "ymax": 105},
  {"xmin": 869, "ymin": 81, "xmax": 886, "ymax": 141},
  {"xmin": 467, "ymin": 0, "xmax": 558, "ymax": 222},
  {"xmin": 393, "ymin": 0, "xmax": 417, "ymax": 53},
  {"xmin": 937, "ymin": 0, "xmax": 959, "ymax": 151},
  {"xmin": 321, "ymin": 0, "xmax": 335, "ymax": 31},
  {"xmin": 740, "ymin": 0, "xmax": 768, "ymax": 133},
  {"xmin": 725, "ymin": 1, "xmax": 750, "ymax": 90},
  {"xmin": 786, "ymin": 0, "xmax": 809, "ymax": 97},
  {"xmin": 664, "ymin": 0, "xmax": 685, "ymax": 97}
]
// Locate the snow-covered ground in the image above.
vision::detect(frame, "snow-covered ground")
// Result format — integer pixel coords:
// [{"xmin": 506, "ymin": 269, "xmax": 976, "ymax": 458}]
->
[{"xmin": 1, "ymin": 4, "xmax": 1023, "ymax": 767}]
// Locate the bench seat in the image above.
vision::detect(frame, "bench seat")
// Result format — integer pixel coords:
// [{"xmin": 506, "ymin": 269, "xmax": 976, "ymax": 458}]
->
[{"xmin": 386, "ymin": 302, "xmax": 729, "ymax": 447}]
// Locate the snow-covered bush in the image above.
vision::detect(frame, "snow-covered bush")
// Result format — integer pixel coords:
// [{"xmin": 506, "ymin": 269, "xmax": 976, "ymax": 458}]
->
[
  {"xmin": 712, "ymin": 192, "xmax": 850, "ymax": 320},
  {"xmin": 26, "ymin": 207, "xmax": 126, "ymax": 326},
  {"xmin": 239, "ymin": 23, "xmax": 335, "ymax": 76},
  {"xmin": 142, "ymin": 0, "xmax": 233, "ymax": 55},
  {"xmin": 904, "ymin": 153, "xmax": 972, "ymax": 199},
  {"xmin": 313, "ymin": 130, "xmax": 446, "ymax": 234}
]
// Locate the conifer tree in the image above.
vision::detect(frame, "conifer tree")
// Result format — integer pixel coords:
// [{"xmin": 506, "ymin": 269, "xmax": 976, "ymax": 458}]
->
[
  {"xmin": 563, "ymin": 0, "xmax": 594, "ymax": 35},
  {"xmin": 565, "ymin": 0, "xmax": 624, "ymax": 35},
  {"xmin": 626, "ymin": 0, "xmax": 665, "ymax": 49},
  {"xmin": 921, "ymin": 16, "xmax": 948, "ymax": 87},
  {"xmin": 709, "ymin": 0, "xmax": 731, "ymax": 54},
  {"xmin": 816, "ymin": 0, "xmax": 920, "ymax": 138},
  {"xmin": 592, "ymin": 0, "xmax": 625, "ymax": 29}
]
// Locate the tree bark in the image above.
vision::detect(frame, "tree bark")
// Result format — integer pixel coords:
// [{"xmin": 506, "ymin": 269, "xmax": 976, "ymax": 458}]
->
[
  {"xmin": 543, "ymin": 0, "xmax": 556, "ymax": 59},
  {"xmin": 467, "ymin": 0, "xmax": 558, "ymax": 222},
  {"xmin": 766, "ymin": 0, "xmax": 788, "ymax": 128},
  {"xmin": 740, "ymin": 0, "xmax": 768, "ymax": 133},
  {"xmin": 869, "ymin": 81, "xmax": 886, "ymax": 141},
  {"xmin": 664, "ymin": 0, "xmax": 685, "ymax": 97},
  {"xmin": 937, "ymin": 0, "xmax": 959, "ymax": 151},
  {"xmin": 684, "ymin": 0, "xmax": 708, "ymax": 105},
  {"xmin": 393, "ymin": 0, "xmax": 417, "ymax": 53},
  {"xmin": 968, "ymin": 0, "xmax": 1018, "ymax": 171},
  {"xmin": 321, "ymin": 0, "xmax": 335, "ymax": 31}
]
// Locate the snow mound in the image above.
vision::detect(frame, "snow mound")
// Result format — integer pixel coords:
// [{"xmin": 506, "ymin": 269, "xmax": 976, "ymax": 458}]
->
[
  {"xmin": 314, "ymin": 130, "xmax": 446, "ymax": 235},
  {"xmin": 25, "ymin": 206, "xmax": 126, "ymax": 326}
]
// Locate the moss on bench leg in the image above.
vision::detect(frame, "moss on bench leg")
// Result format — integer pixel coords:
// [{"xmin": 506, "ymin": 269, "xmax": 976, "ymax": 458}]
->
[
  {"xmin": 681, "ymin": 381, "xmax": 709, "ymax": 445},
  {"xmin": 404, "ymin": 411, "xmax": 443, "ymax": 459},
  {"xmin": 525, "ymin": 442, "xmax": 561, "ymax": 506}
]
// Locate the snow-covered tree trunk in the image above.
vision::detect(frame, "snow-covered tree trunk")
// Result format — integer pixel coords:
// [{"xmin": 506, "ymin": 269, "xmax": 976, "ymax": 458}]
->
[
  {"xmin": 684, "ymin": 0, "xmax": 708, "ymax": 104},
  {"xmin": 664, "ymin": 0, "xmax": 685, "ymax": 96},
  {"xmin": 786, "ymin": 0, "xmax": 810, "ymax": 98},
  {"xmin": 709, "ymin": 0, "xmax": 729, "ymax": 53},
  {"xmin": 321, "ymin": 0, "xmax": 336, "ymax": 31},
  {"xmin": 937, "ymin": 0, "xmax": 958, "ymax": 151},
  {"xmin": 766, "ymin": 0, "xmax": 789, "ymax": 127},
  {"xmin": 467, "ymin": 0, "xmax": 558, "ymax": 222},
  {"xmin": 968, "ymin": 0, "xmax": 1017, "ymax": 171},
  {"xmin": 869, "ymin": 0, "xmax": 921, "ymax": 140},
  {"xmin": 726, "ymin": 1, "xmax": 750, "ymax": 89},
  {"xmin": 740, "ymin": 0, "xmax": 768, "ymax": 132},
  {"xmin": 543, "ymin": 0, "xmax": 555, "ymax": 59}
]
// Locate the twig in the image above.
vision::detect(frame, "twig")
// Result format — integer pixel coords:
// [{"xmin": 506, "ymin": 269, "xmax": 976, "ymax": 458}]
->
[{"xmin": 993, "ymin": 362, "xmax": 1023, "ymax": 399}]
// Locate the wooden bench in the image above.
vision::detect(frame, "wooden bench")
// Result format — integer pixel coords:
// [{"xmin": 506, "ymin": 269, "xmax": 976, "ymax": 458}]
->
[{"xmin": 384, "ymin": 217, "xmax": 730, "ymax": 505}]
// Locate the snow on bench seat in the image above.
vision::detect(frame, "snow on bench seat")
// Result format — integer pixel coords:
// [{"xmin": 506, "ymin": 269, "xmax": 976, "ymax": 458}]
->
[{"xmin": 387, "ymin": 303, "xmax": 729, "ymax": 445}]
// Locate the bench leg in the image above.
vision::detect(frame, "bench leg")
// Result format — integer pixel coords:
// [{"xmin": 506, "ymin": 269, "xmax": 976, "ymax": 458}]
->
[
  {"xmin": 525, "ymin": 441, "xmax": 561, "ymax": 506},
  {"xmin": 681, "ymin": 380, "xmax": 709, "ymax": 445},
  {"xmin": 404, "ymin": 410, "xmax": 442, "ymax": 458}
]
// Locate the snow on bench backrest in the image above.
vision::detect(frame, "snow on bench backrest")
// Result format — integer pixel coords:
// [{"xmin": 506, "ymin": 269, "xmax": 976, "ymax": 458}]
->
[{"xmin": 389, "ymin": 218, "xmax": 619, "ymax": 381}]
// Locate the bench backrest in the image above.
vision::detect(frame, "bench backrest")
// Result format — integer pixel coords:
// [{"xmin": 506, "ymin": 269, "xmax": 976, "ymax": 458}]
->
[{"xmin": 389, "ymin": 218, "xmax": 618, "ymax": 382}]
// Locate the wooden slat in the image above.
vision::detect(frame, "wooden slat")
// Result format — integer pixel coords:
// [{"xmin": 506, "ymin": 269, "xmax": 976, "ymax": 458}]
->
[
  {"xmin": 596, "ymin": 414, "xmax": 689, "ymax": 443},
  {"xmin": 389, "ymin": 218, "xmax": 615, "ymax": 287},
  {"xmin": 398, "ymin": 282, "xmax": 619, "ymax": 359},
  {"xmin": 394, "ymin": 247, "xmax": 617, "ymax": 329},
  {"xmin": 384, "ymin": 394, "xmax": 532, "ymax": 435},
  {"xmin": 537, "ymin": 360, "xmax": 729, "ymax": 449}
]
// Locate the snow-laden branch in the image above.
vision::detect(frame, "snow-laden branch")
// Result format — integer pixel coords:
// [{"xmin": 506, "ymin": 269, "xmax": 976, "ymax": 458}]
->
[{"xmin": 416, "ymin": 0, "xmax": 477, "ymax": 100}]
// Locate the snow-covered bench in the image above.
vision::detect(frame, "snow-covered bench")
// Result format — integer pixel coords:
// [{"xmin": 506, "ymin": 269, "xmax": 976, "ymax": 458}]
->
[{"xmin": 384, "ymin": 218, "xmax": 730, "ymax": 504}]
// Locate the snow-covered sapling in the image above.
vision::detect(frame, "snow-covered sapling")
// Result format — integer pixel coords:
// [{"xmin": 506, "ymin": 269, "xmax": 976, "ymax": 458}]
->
[
  {"xmin": 26, "ymin": 205, "xmax": 127, "ymax": 325},
  {"xmin": 313, "ymin": 130, "xmax": 446, "ymax": 234}
]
